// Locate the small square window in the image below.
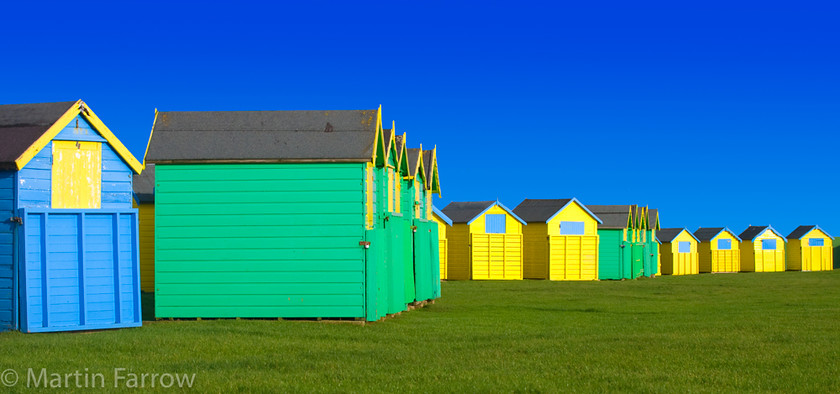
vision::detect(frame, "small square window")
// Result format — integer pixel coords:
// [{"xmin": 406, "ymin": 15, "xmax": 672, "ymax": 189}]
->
[
  {"xmin": 559, "ymin": 221, "xmax": 585, "ymax": 235},
  {"xmin": 678, "ymin": 241, "xmax": 691, "ymax": 253},
  {"xmin": 485, "ymin": 214, "xmax": 506, "ymax": 234},
  {"xmin": 717, "ymin": 239, "xmax": 731, "ymax": 250},
  {"xmin": 808, "ymin": 238, "xmax": 824, "ymax": 247},
  {"xmin": 761, "ymin": 239, "xmax": 776, "ymax": 250}
]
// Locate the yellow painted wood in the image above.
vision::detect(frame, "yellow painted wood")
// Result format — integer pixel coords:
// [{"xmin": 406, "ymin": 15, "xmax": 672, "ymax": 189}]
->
[
  {"xmin": 522, "ymin": 199, "xmax": 600, "ymax": 280},
  {"xmin": 446, "ymin": 224, "xmax": 471, "ymax": 279},
  {"xmin": 661, "ymin": 230, "xmax": 698, "ymax": 275},
  {"xmin": 548, "ymin": 235, "xmax": 598, "ymax": 280},
  {"xmin": 365, "ymin": 163, "xmax": 374, "ymax": 229},
  {"xmin": 787, "ymin": 228, "xmax": 833, "ymax": 271},
  {"xmin": 698, "ymin": 231, "xmax": 741, "ymax": 273},
  {"xmin": 468, "ymin": 206, "xmax": 523, "ymax": 235},
  {"xmin": 470, "ymin": 234, "xmax": 523, "ymax": 280},
  {"xmin": 431, "ymin": 211, "xmax": 450, "ymax": 280},
  {"xmin": 741, "ymin": 230, "xmax": 785, "ymax": 272},
  {"xmin": 51, "ymin": 141, "xmax": 102, "ymax": 209},
  {"xmin": 137, "ymin": 202, "xmax": 155, "ymax": 292}
]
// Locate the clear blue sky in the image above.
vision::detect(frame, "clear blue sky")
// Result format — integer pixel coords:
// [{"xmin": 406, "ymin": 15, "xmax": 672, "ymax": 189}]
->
[{"xmin": 2, "ymin": 1, "xmax": 838, "ymax": 237}]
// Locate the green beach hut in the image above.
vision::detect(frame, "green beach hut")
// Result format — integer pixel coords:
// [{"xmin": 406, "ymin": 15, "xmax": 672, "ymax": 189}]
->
[{"xmin": 586, "ymin": 204, "xmax": 641, "ymax": 280}]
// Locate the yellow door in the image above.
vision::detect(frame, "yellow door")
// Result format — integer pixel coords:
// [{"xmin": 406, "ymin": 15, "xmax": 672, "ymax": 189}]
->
[
  {"xmin": 470, "ymin": 233, "xmax": 522, "ymax": 280},
  {"xmin": 548, "ymin": 235, "xmax": 598, "ymax": 280},
  {"xmin": 52, "ymin": 141, "xmax": 102, "ymax": 209}
]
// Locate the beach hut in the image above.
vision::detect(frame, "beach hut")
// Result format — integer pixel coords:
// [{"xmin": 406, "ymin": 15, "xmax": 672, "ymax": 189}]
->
[
  {"xmin": 146, "ymin": 107, "xmax": 439, "ymax": 322},
  {"xmin": 738, "ymin": 226, "xmax": 786, "ymax": 272},
  {"xmin": 0, "ymin": 100, "xmax": 143, "ymax": 332},
  {"xmin": 645, "ymin": 208, "xmax": 660, "ymax": 276},
  {"xmin": 586, "ymin": 205, "xmax": 641, "ymax": 280},
  {"xmin": 442, "ymin": 201, "xmax": 526, "ymax": 280},
  {"xmin": 513, "ymin": 198, "xmax": 602, "ymax": 280},
  {"xmin": 406, "ymin": 146, "xmax": 442, "ymax": 301},
  {"xmin": 658, "ymin": 228, "xmax": 699, "ymax": 275},
  {"xmin": 694, "ymin": 227, "xmax": 741, "ymax": 273},
  {"xmin": 432, "ymin": 206, "xmax": 452, "ymax": 280},
  {"xmin": 133, "ymin": 163, "xmax": 155, "ymax": 292},
  {"xmin": 786, "ymin": 226, "xmax": 834, "ymax": 271}
]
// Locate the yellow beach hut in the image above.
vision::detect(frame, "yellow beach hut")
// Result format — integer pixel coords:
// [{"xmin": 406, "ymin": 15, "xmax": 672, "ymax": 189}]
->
[
  {"xmin": 132, "ymin": 163, "xmax": 156, "ymax": 292},
  {"xmin": 738, "ymin": 226, "xmax": 786, "ymax": 272},
  {"xmin": 513, "ymin": 198, "xmax": 602, "ymax": 280},
  {"xmin": 786, "ymin": 225, "xmax": 834, "ymax": 271},
  {"xmin": 431, "ymin": 206, "xmax": 452, "ymax": 279},
  {"xmin": 657, "ymin": 228, "xmax": 699, "ymax": 275},
  {"xmin": 442, "ymin": 201, "xmax": 526, "ymax": 280},
  {"xmin": 694, "ymin": 227, "xmax": 741, "ymax": 273}
]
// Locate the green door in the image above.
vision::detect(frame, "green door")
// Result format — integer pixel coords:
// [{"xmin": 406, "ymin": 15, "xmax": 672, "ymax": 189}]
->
[{"xmin": 631, "ymin": 243, "xmax": 645, "ymax": 278}]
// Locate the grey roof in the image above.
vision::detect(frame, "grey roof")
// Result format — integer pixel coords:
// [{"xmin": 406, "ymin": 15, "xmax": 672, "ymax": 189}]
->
[
  {"xmin": 0, "ymin": 101, "xmax": 77, "ymax": 169},
  {"xmin": 738, "ymin": 225, "xmax": 785, "ymax": 241},
  {"xmin": 586, "ymin": 205, "xmax": 635, "ymax": 229},
  {"xmin": 441, "ymin": 201, "xmax": 495, "ymax": 223},
  {"xmin": 394, "ymin": 134, "xmax": 404, "ymax": 164},
  {"xmin": 133, "ymin": 163, "xmax": 155, "ymax": 203},
  {"xmin": 407, "ymin": 148, "xmax": 421, "ymax": 177},
  {"xmin": 693, "ymin": 227, "xmax": 727, "ymax": 242},
  {"xmin": 658, "ymin": 228, "xmax": 690, "ymax": 243},
  {"xmin": 146, "ymin": 109, "xmax": 379, "ymax": 163},
  {"xmin": 647, "ymin": 208, "xmax": 659, "ymax": 229},
  {"xmin": 513, "ymin": 199, "xmax": 572, "ymax": 222},
  {"xmin": 787, "ymin": 225, "xmax": 817, "ymax": 239},
  {"xmin": 423, "ymin": 150, "xmax": 434, "ymax": 189}
]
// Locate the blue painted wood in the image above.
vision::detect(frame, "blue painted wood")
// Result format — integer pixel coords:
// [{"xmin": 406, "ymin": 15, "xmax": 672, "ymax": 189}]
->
[
  {"xmin": 678, "ymin": 241, "xmax": 691, "ymax": 253},
  {"xmin": 809, "ymin": 238, "xmax": 824, "ymax": 247},
  {"xmin": 0, "ymin": 171, "xmax": 15, "ymax": 330},
  {"xmin": 718, "ymin": 239, "xmax": 732, "ymax": 250},
  {"xmin": 485, "ymin": 214, "xmax": 506, "ymax": 234},
  {"xmin": 17, "ymin": 208, "xmax": 141, "ymax": 333},
  {"xmin": 16, "ymin": 144, "xmax": 52, "ymax": 209},
  {"xmin": 762, "ymin": 239, "xmax": 776, "ymax": 250},
  {"xmin": 53, "ymin": 115, "xmax": 107, "ymax": 143}
]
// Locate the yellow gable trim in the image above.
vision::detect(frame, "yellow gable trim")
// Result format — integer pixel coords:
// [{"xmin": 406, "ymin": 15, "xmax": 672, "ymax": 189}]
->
[
  {"xmin": 14, "ymin": 100, "xmax": 143, "ymax": 174},
  {"xmin": 143, "ymin": 109, "xmax": 158, "ymax": 168}
]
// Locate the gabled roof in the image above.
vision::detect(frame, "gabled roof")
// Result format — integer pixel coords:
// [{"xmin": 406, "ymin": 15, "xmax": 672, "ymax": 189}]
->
[
  {"xmin": 647, "ymin": 208, "xmax": 660, "ymax": 230},
  {"xmin": 658, "ymin": 228, "xmax": 699, "ymax": 243},
  {"xmin": 0, "ymin": 100, "xmax": 143, "ymax": 173},
  {"xmin": 407, "ymin": 148, "xmax": 426, "ymax": 185},
  {"xmin": 694, "ymin": 227, "xmax": 741, "ymax": 242},
  {"xmin": 394, "ymin": 133, "xmax": 408, "ymax": 176},
  {"xmin": 423, "ymin": 146, "xmax": 441, "ymax": 196},
  {"xmin": 146, "ymin": 107, "xmax": 382, "ymax": 164},
  {"xmin": 441, "ymin": 201, "xmax": 527, "ymax": 225},
  {"xmin": 739, "ymin": 225, "xmax": 785, "ymax": 241},
  {"xmin": 133, "ymin": 163, "xmax": 155, "ymax": 203},
  {"xmin": 432, "ymin": 205, "xmax": 453, "ymax": 226},
  {"xmin": 586, "ymin": 205, "xmax": 636, "ymax": 229},
  {"xmin": 513, "ymin": 198, "xmax": 602, "ymax": 224},
  {"xmin": 787, "ymin": 225, "xmax": 834, "ymax": 240}
]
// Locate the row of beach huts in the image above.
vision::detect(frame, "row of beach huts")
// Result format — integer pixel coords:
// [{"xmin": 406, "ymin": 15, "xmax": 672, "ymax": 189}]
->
[
  {"xmin": 0, "ymin": 100, "xmax": 835, "ymax": 334},
  {"xmin": 431, "ymin": 200, "xmax": 834, "ymax": 281}
]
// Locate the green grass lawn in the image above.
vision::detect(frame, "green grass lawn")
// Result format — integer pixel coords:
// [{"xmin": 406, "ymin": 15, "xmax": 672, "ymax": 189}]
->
[{"xmin": 2, "ymin": 272, "xmax": 840, "ymax": 392}]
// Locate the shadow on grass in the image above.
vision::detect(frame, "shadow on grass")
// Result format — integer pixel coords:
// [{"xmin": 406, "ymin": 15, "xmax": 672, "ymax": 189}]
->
[{"xmin": 141, "ymin": 292, "xmax": 155, "ymax": 321}]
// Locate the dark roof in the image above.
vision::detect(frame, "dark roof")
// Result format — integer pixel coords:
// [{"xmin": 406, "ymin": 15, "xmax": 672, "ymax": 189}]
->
[
  {"xmin": 658, "ymin": 228, "xmax": 688, "ymax": 243},
  {"xmin": 787, "ymin": 225, "xmax": 816, "ymax": 239},
  {"xmin": 738, "ymin": 225, "xmax": 786, "ymax": 241},
  {"xmin": 146, "ymin": 109, "xmax": 379, "ymax": 163},
  {"xmin": 441, "ymin": 201, "xmax": 495, "ymax": 223},
  {"xmin": 407, "ymin": 148, "xmax": 421, "ymax": 177},
  {"xmin": 648, "ymin": 208, "xmax": 659, "ymax": 229},
  {"xmin": 586, "ymin": 205, "xmax": 635, "ymax": 229},
  {"xmin": 133, "ymin": 163, "xmax": 155, "ymax": 203},
  {"xmin": 423, "ymin": 150, "xmax": 434, "ymax": 189},
  {"xmin": 513, "ymin": 199, "xmax": 572, "ymax": 222},
  {"xmin": 694, "ymin": 227, "xmax": 725, "ymax": 242},
  {"xmin": 394, "ymin": 134, "xmax": 404, "ymax": 163},
  {"xmin": 0, "ymin": 101, "xmax": 77, "ymax": 169}
]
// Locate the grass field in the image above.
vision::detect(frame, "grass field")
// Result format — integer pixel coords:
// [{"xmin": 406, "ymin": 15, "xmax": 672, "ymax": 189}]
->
[{"xmin": 1, "ymin": 271, "xmax": 839, "ymax": 392}]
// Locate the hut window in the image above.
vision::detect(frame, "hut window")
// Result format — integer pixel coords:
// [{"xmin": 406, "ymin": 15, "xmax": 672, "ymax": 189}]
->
[
  {"xmin": 809, "ymin": 238, "xmax": 824, "ymax": 247},
  {"xmin": 485, "ymin": 214, "xmax": 506, "ymax": 234},
  {"xmin": 678, "ymin": 241, "xmax": 691, "ymax": 253},
  {"xmin": 559, "ymin": 221, "xmax": 585, "ymax": 235},
  {"xmin": 717, "ymin": 239, "xmax": 731, "ymax": 250},
  {"xmin": 761, "ymin": 239, "xmax": 776, "ymax": 250},
  {"xmin": 52, "ymin": 141, "xmax": 102, "ymax": 209}
]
